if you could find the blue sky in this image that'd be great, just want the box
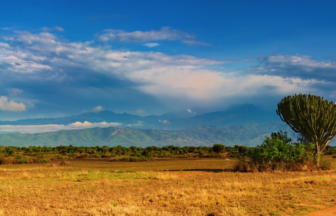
[0,0,336,120]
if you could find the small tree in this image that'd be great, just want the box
[277,94,336,166]
[213,144,225,153]
[248,133,315,171]
[238,146,249,155]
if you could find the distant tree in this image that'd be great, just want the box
[130,146,137,152]
[189,146,196,153]
[78,147,85,154]
[87,148,96,154]
[73,146,79,153]
[238,146,249,154]
[277,94,336,166]
[102,147,109,154]
[146,146,154,152]
[213,144,225,153]
[5,147,15,155]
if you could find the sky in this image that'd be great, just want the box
[1,0,336,121]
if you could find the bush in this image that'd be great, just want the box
[232,159,249,172]
[320,158,335,170]
[87,149,96,154]
[111,156,153,162]
[19,159,27,164]
[92,154,100,158]
[248,133,316,172]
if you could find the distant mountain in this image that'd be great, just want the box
[0,110,145,126]
[165,104,280,129]
[0,104,282,131]
[0,122,293,147]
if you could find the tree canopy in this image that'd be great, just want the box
[276,94,336,166]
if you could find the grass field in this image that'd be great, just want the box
[0,157,336,215]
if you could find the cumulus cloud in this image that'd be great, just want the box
[97,27,205,44]
[8,88,23,97]
[0,96,26,111]
[143,42,160,48]
[249,55,336,81]
[0,121,121,134]
[92,106,103,112]
[0,30,329,110]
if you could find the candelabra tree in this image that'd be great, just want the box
[276,94,336,166]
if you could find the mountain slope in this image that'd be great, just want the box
[0,104,282,131]
[0,122,292,147]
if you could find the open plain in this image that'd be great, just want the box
[0,158,336,216]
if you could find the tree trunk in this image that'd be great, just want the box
[316,145,321,167]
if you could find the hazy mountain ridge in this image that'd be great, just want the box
[0,122,293,147]
[0,104,281,130]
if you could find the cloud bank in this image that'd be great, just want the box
[0,121,121,133]
[0,29,333,114]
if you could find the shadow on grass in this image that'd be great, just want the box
[166,169,232,173]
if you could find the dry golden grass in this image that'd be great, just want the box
[0,158,335,215]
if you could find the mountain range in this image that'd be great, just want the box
[0,122,293,147]
[0,104,307,147]
[0,104,281,130]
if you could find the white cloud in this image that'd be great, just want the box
[41,26,64,32]
[249,55,336,81]
[126,121,144,127]
[8,88,23,97]
[54,26,64,32]
[187,109,195,114]
[182,40,211,46]
[97,27,194,43]
[92,106,103,112]
[143,42,160,48]
[158,119,170,124]
[0,96,26,112]
[69,121,93,127]
[0,121,121,134]
[0,30,327,108]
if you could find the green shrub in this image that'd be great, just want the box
[111,156,153,162]
[92,154,100,158]
[248,133,316,171]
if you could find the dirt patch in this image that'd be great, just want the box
[306,206,336,216]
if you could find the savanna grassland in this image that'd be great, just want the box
[0,157,336,216]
